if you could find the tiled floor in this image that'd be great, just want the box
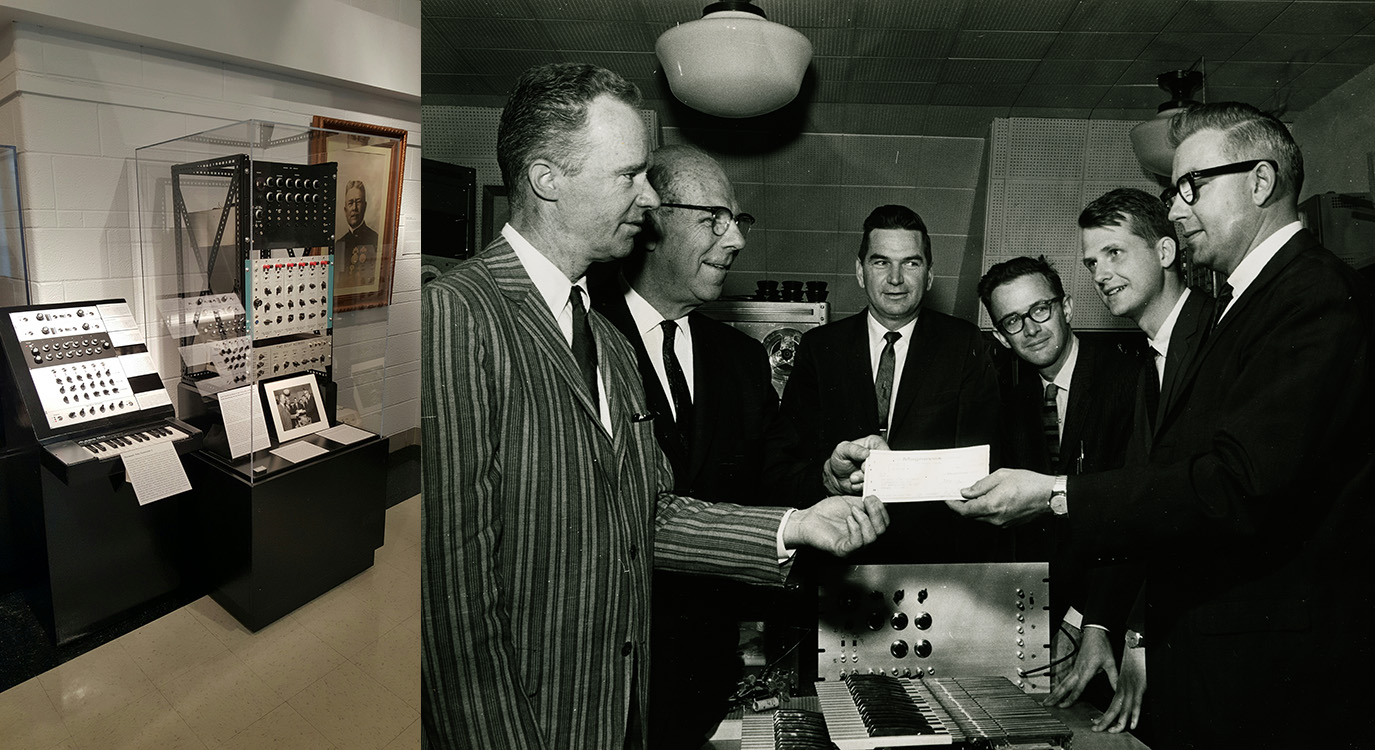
[0,495,421,750]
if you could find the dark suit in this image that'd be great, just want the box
[765,309,1005,563]
[999,337,1140,628]
[336,222,379,286]
[1068,230,1375,749]
[590,273,780,749]
[421,238,792,749]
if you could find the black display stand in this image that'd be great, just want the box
[7,459,189,645]
[184,434,386,631]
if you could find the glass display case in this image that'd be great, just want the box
[135,120,397,629]
[134,120,401,482]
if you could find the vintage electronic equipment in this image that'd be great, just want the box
[699,300,829,395]
[1299,191,1375,270]
[0,299,202,481]
[817,563,1053,693]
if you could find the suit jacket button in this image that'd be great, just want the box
[622,641,633,657]
[628,543,638,559]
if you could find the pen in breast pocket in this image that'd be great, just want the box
[1077,441,1084,474]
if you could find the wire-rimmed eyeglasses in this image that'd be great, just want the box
[1160,159,1277,207]
[996,297,1063,335]
[659,202,755,237]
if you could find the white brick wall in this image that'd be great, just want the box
[5,15,421,439]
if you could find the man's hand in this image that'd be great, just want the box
[784,495,890,557]
[1045,625,1117,708]
[945,468,1054,527]
[1093,643,1145,733]
[822,435,890,496]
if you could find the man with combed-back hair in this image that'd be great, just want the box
[420,62,889,750]
[950,102,1374,749]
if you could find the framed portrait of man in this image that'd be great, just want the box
[309,116,408,312]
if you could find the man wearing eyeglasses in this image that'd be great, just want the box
[950,102,1374,749]
[587,144,775,749]
[977,254,1141,719]
[766,204,1004,563]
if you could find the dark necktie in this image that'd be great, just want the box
[1213,282,1234,326]
[1144,346,1163,428]
[875,331,901,435]
[569,286,599,406]
[660,320,693,450]
[1042,382,1061,465]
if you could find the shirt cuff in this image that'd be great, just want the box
[1084,624,1109,633]
[1063,606,1084,629]
[776,508,797,564]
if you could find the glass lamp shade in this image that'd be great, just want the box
[656,10,813,118]
[1130,107,1185,176]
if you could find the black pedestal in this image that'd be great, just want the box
[8,459,189,645]
[185,435,386,631]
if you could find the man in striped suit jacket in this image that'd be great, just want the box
[421,63,890,750]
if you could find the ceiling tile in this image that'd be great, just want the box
[1263,2,1375,34]
[940,59,1039,85]
[1032,59,1133,86]
[1015,84,1112,108]
[1231,33,1354,63]
[1203,85,1287,106]
[575,51,661,79]
[1097,85,1181,109]
[421,26,465,72]
[1164,2,1289,34]
[427,17,554,50]
[843,103,929,135]
[922,105,1006,137]
[852,29,958,58]
[1322,33,1375,64]
[795,28,855,57]
[455,47,564,77]
[1090,107,1162,122]
[528,0,645,21]
[854,0,970,30]
[1267,86,1334,112]
[641,1,712,24]
[848,58,944,82]
[423,0,535,18]
[1013,106,1096,120]
[1132,32,1253,63]
[1208,60,1312,87]
[1043,32,1155,60]
[961,0,1079,31]
[809,57,850,84]
[931,82,1025,106]
[1063,0,1188,32]
[764,0,859,28]
[1286,61,1371,87]
[841,82,936,106]
[540,21,653,52]
[950,31,1057,59]
[422,73,502,96]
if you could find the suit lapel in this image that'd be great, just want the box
[847,314,883,432]
[1156,290,1211,434]
[488,239,611,441]
[1059,340,1093,473]
[889,312,928,437]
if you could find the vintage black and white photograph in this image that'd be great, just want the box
[263,373,328,442]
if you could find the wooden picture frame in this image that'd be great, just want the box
[263,373,329,443]
[310,116,407,312]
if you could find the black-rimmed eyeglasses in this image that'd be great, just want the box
[997,297,1062,335]
[1160,159,1277,207]
[659,203,755,237]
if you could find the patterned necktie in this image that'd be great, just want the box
[1042,381,1061,465]
[660,319,693,449]
[569,286,599,406]
[875,331,901,435]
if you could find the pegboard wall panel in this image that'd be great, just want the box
[982,117,1164,331]
[421,103,660,208]
[1006,118,1088,181]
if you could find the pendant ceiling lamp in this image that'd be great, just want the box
[1130,69,1205,176]
[656,1,813,118]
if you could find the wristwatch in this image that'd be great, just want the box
[1048,475,1069,516]
[1126,629,1146,649]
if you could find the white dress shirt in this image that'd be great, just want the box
[1040,335,1079,441]
[865,312,918,425]
[1220,221,1302,322]
[621,281,695,421]
[503,224,612,432]
[1148,287,1193,386]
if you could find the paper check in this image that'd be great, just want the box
[861,445,991,503]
